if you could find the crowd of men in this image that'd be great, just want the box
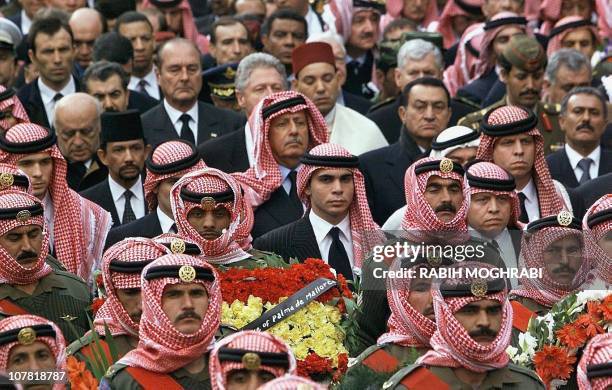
[0,0,609,388]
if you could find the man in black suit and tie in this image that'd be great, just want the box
[546,87,611,189]
[198,52,289,173]
[81,110,150,228]
[54,93,107,191]
[360,77,452,225]
[104,139,207,248]
[141,38,245,148]
[17,16,80,128]
[254,144,383,280]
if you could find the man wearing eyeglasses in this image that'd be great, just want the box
[54,93,108,191]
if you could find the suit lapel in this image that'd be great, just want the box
[264,188,302,226]
[292,217,322,261]
[197,103,220,141]
[560,150,579,187]
[231,129,249,172]
[599,149,612,176]
[28,80,50,128]
[101,179,121,226]
[386,143,413,191]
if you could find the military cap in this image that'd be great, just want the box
[203,63,238,101]
[0,19,22,51]
[400,31,444,54]
[376,39,401,70]
[500,35,546,72]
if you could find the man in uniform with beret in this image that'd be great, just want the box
[0,18,22,90]
[81,110,150,228]
[202,62,240,112]
[458,35,564,155]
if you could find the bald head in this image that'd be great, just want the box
[54,93,102,163]
[69,9,105,68]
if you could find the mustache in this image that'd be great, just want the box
[359,32,374,39]
[520,89,539,96]
[285,136,304,146]
[577,122,594,132]
[200,228,222,237]
[435,202,456,213]
[552,264,575,274]
[176,310,202,322]
[469,327,498,338]
[17,251,38,261]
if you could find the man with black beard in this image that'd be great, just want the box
[81,110,150,227]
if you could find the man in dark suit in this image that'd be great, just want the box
[546,87,611,189]
[141,38,244,148]
[198,52,289,172]
[54,93,107,191]
[569,173,612,219]
[104,139,206,248]
[367,38,475,143]
[360,77,452,225]
[254,144,381,280]
[84,61,158,114]
[81,110,150,227]
[17,16,80,128]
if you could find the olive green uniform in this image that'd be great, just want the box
[0,270,91,343]
[67,333,136,370]
[457,98,564,155]
[217,249,289,270]
[103,357,211,390]
[383,363,545,389]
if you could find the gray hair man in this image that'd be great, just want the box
[544,49,592,105]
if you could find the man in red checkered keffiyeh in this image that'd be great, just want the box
[0,123,112,282]
[477,105,568,223]
[106,254,220,385]
[0,315,66,390]
[0,163,31,193]
[258,374,325,389]
[0,86,29,132]
[417,262,513,373]
[209,331,297,390]
[582,195,611,286]
[577,333,612,390]
[170,167,253,265]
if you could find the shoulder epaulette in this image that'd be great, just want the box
[542,103,561,115]
[349,344,399,373]
[383,364,450,390]
[66,332,97,355]
[369,97,395,112]
[104,363,127,380]
[507,363,544,383]
[53,269,89,286]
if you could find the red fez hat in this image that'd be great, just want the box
[292,42,336,77]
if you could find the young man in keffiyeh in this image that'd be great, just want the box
[384,262,545,389]
[355,157,505,354]
[475,105,571,224]
[0,86,29,133]
[510,211,591,339]
[102,254,221,389]
[104,139,206,249]
[430,0,484,49]
[0,315,67,390]
[582,194,611,288]
[538,0,595,35]
[208,331,297,389]
[0,123,112,284]
[546,17,600,60]
[0,191,91,343]
[0,163,31,193]
[254,143,383,279]
[232,90,328,239]
[67,237,169,365]
[576,333,612,390]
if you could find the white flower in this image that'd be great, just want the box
[515,352,530,365]
[518,332,537,356]
[540,313,555,342]
[506,345,518,359]
[576,290,610,307]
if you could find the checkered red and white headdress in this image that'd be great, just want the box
[512,213,590,307]
[170,167,253,264]
[0,314,66,390]
[209,331,297,390]
[418,262,512,373]
[583,195,611,285]
[546,17,600,57]
[577,333,612,390]
[0,123,112,281]
[0,86,29,131]
[117,254,221,373]
[0,163,31,193]
[476,105,567,218]
[297,143,384,267]
[232,91,328,207]
[0,190,52,285]
[96,238,169,336]
[401,157,469,243]
[466,161,522,229]
[258,374,326,389]
[143,140,206,211]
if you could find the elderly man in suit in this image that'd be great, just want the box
[81,110,150,228]
[141,38,245,148]
[546,87,611,189]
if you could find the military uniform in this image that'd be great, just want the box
[382,363,545,389]
[67,333,137,371]
[0,270,91,343]
[458,98,564,155]
[102,357,211,390]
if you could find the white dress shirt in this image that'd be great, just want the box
[279,164,299,195]
[469,227,518,287]
[516,178,540,222]
[129,69,160,100]
[38,77,75,126]
[163,99,199,144]
[43,192,54,250]
[309,210,354,269]
[20,10,32,34]
[108,176,145,223]
[156,206,176,233]
[564,144,600,182]
[305,6,324,37]
[244,122,255,167]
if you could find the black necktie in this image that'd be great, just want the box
[53,93,63,103]
[328,227,353,281]
[577,158,593,184]
[170,223,177,233]
[518,192,529,224]
[179,114,195,144]
[288,171,302,214]
[137,79,150,97]
[122,190,136,224]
